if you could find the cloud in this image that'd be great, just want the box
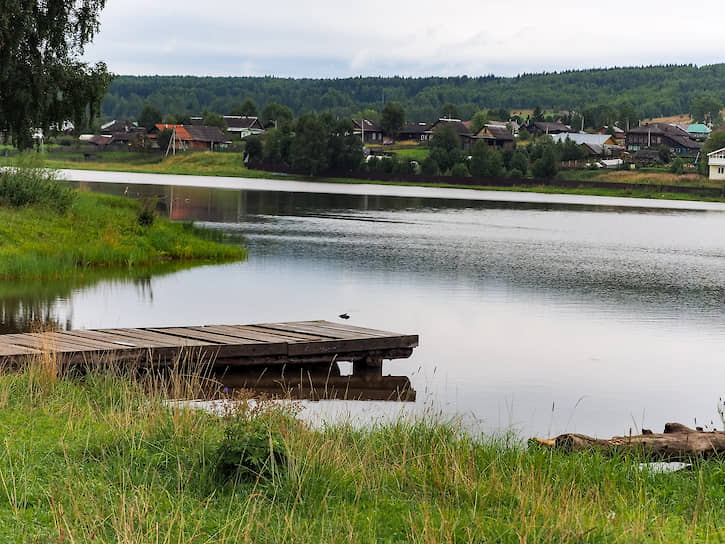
[83,0,725,77]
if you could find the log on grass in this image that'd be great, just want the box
[531,423,725,459]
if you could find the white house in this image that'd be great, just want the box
[707,147,725,181]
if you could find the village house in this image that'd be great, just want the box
[549,133,623,156]
[149,124,229,151]
[475,124,514,150]
[426,118,475,150]
[707,147,725,181]
[398,122,431,142]
[223,116,265,138]
[597,125,625,142]
[352,119,383,143]
[625,123,701,154]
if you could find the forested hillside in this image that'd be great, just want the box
[103,64,725,123]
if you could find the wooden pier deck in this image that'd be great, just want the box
[0,320,419,369]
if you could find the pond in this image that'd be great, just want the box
[5,170,725,437]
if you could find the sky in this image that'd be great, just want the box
[82,0,725,78]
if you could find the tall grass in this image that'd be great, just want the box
[0,354,724,542]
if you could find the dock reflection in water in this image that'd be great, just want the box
[213,363,416,402]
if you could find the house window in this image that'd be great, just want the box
[718,167,724,175]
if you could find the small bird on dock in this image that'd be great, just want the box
[338,313,350,320]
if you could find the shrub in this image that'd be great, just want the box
[670,157,685,174]
[450,162,470,177]
[0,166,75,212]
[137,197,157,227]
[215,416,287,482]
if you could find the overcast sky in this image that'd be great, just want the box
[83,0,725,78]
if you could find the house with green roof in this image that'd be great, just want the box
[687,123,711,141]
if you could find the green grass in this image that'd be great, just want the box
[393,147,430,162]
[0,364,724,542]
[0,168,245,279]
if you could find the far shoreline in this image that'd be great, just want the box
[59,167,725,213]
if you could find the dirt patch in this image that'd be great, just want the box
[598,171,704,185]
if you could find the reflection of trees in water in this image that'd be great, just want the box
[0,264,192,334]
[0,296,67,334]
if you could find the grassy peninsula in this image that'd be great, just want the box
[0,165,245,279]
[1,364,724,542]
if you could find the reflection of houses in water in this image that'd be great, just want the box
[214,363,416,402]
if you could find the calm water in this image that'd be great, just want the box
[5,171,725,437]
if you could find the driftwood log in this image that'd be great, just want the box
[531,423,725,460]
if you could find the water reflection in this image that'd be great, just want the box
[0,263,202,333]
[212,364,415,402]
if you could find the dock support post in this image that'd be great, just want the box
[353,355,383,378]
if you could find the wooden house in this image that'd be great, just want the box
[625,123,700,154]
[352,119,383,143]
[224,116,265,138]
[475,124,514,150]
[398,122,431,142]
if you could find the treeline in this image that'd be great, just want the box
[103,64,725,123]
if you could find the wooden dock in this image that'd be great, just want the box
[0,320,419,369]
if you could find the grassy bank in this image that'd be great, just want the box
[0,166,245,279]
[1,363,724,542]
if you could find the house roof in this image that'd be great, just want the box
[488,120,520,131]
[600,125,625,134]
[550,133,615,146]
[88,135,112,146]
[101,120,138,134]
[706,146,725,157]
[352,119,382,132]
[154,124,192,140]
[224,116,264,130]
[687,123,711,134]
[185,125,229,143]
[400,122,430,135]
[428,118,472,137]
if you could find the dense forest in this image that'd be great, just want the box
[102,64,725,124]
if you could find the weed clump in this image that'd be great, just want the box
[0,166,75,212]
[215,412,287,482]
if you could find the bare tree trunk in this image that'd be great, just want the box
[531,423,725,460]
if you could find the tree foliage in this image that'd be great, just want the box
[103,65,725,127]
[232,98,258,117]
[0,0,112,148]
[139,105,162,129]
[380,102,405,139]
[429,124,464,173]
[469,141,504,178]
[690,96,723,126]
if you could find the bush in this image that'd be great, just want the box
[215,416,287,482]
[670,157,685,174]
[421,156,440,176]
[508,168,523,178]
[450,162,470,177]
[0,166,76,212]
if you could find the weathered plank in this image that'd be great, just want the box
[0,320,419,369]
